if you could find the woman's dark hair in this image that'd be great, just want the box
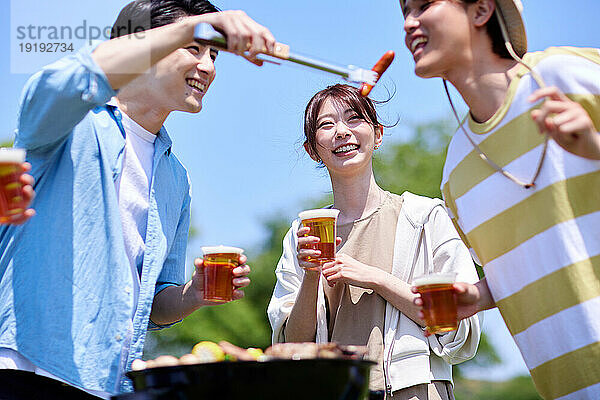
[461,0,511,59]
[110,0,219,39]
[303,84,389,162]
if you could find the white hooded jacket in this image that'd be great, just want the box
[267,192,481,394]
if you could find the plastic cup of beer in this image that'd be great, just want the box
[0,148,26,223]
[298,208,340,268]
[413,272,458,335]
[201,245,244,303]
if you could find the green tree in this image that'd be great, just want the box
[455,376,542,400]
[374,118,453,198]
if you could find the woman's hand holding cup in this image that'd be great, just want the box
[296,226,322,271]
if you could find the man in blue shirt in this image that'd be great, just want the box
[0,0,275,398]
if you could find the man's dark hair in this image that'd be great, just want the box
[110,0,220,39]
[461,0,511,59]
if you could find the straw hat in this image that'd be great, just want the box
[494,0,527,57]
[399,0,527,57]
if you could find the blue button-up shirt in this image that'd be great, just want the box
[0,44,191,394]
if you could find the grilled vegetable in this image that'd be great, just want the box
[192,341,226,362]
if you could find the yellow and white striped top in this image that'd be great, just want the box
[441,47,600,400]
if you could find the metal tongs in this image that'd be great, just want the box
[194,23,394,96]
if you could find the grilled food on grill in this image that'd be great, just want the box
[265,342,368,360]
[130,341,367,371]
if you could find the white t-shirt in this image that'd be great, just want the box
[0,104,157,399]
[116,105,157,312]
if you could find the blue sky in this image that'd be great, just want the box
[2,0,599,381]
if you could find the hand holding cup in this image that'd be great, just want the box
[297,209,340,271]
[198,246,248,303]
[412,272,458,336]
[0,149,35,225]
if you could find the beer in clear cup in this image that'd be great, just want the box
[413,272,458,335]
[201,245,244,303]
[298,208,340,268]
[0,148,26,223]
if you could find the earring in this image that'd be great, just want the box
[374,145,380,150]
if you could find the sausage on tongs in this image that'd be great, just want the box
[359,50,395,97]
